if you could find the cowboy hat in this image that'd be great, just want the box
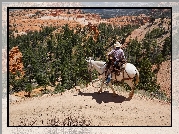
[114,42,122,48]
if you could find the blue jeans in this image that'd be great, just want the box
[106,73,111,84]
[114,61,117,65]
[114,61,119,66]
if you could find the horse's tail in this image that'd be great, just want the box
[135,69,139,85]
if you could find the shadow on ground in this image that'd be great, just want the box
[74,91,130,104]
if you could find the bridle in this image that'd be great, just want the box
[87,59,93,82]
[87,58,106,79]
[87,59,93,73]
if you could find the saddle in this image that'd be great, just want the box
[105,59,126,77]
[113,58,126,70]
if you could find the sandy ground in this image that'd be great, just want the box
[8,82,171,127]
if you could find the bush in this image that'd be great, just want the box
[54,83,65,94]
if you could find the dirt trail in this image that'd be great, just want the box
[9,83,171,126]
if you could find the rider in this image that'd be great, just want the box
[105,41,125,84]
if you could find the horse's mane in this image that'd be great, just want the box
[92,60,106,67]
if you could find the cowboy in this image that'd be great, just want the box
[105,42,125,84]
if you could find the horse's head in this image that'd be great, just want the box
[86,57,95,73]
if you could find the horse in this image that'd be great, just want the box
[86,57,139,100]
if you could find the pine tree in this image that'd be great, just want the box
[137,58,160,92]
[161,37,171,60]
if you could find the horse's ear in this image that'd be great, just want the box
[85,57,89,62]
[90,57,94,60]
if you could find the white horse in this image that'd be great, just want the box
[86,57,139,99]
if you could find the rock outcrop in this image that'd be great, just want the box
[9,46,24,76]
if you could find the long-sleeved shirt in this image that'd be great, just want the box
[108,48,125,61]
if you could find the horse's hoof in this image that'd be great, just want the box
[98,91,102,94]
[129,94,134,99]
[125,97,132,101]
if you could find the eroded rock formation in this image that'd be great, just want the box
[9,46,24,76]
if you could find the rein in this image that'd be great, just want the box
[122,63,133,81]
[90,60,106,75]
[122,69,133,81]
[98,65,106,75]
[114,64,133,83]
[98,70,105,75]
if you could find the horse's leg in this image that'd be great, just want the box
[129,87,134,99]
[108,82,117,97]
[125,80,135,99]
[98,78,105,94]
